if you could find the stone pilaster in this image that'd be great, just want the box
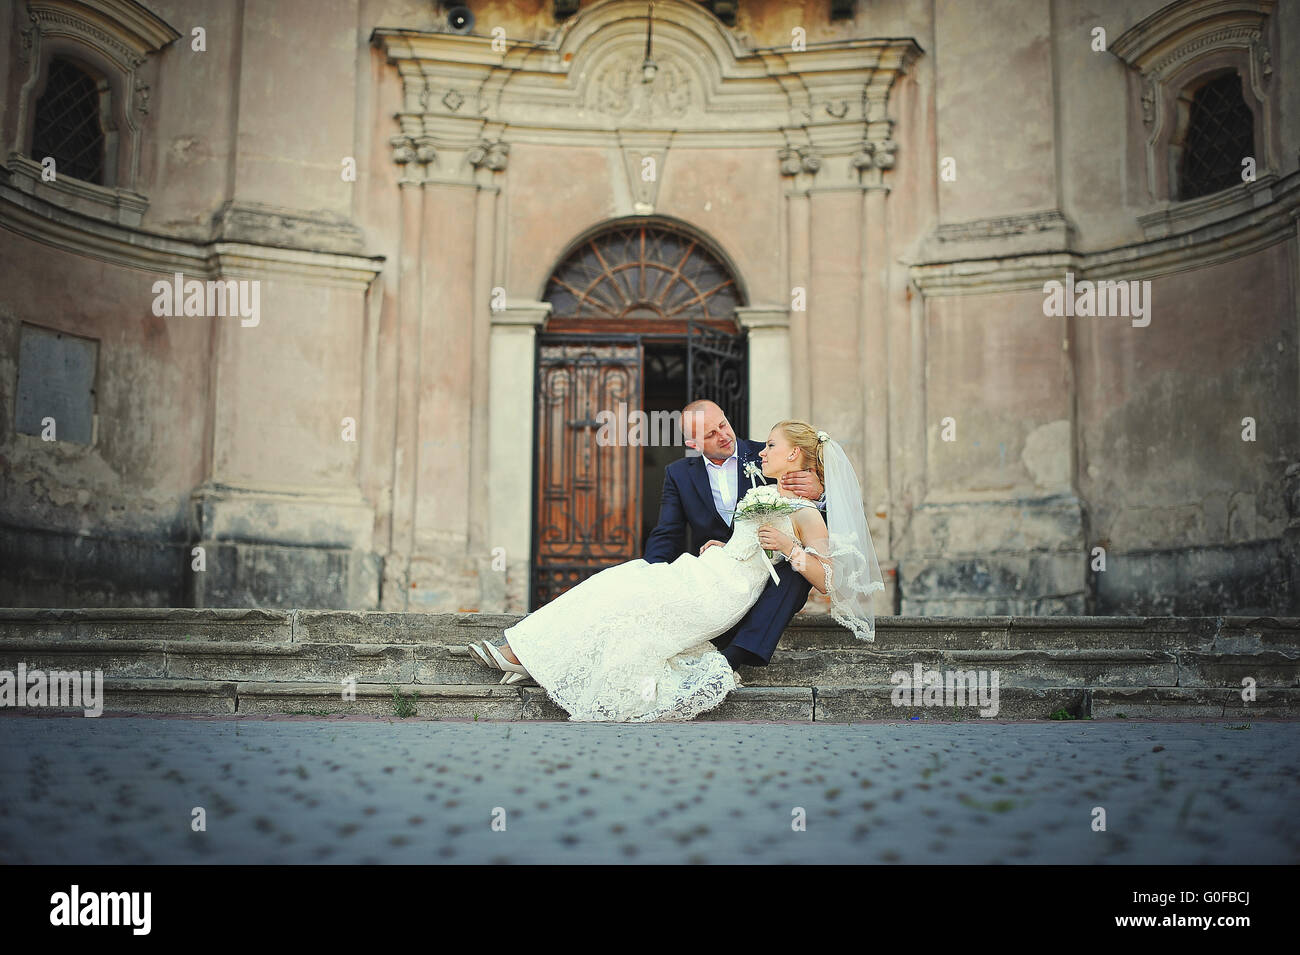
[735,307,791,439]
[485,301,551,612]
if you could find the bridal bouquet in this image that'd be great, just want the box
[733,484,801,585]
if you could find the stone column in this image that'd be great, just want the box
[781,147,814,419]
[735,306,792,438]
[484,301,551,612]
[860,181,897,613]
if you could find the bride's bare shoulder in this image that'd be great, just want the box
[792,501,827,528]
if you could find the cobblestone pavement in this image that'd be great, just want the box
[1,715,1296,864]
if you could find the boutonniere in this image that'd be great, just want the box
[742,460,764,490]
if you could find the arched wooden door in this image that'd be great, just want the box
[531,221,747,609]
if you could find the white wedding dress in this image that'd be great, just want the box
[505,498,822,722]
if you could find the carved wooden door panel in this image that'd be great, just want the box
[531,336,643,609]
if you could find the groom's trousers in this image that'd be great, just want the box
[711,559,812,665]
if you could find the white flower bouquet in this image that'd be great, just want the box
[733,484,801,585]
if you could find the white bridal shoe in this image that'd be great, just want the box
[467,640,498,670]
[473,639,535,686]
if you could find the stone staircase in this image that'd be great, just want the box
[1,609,1297,721]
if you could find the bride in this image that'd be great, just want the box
[467,420,885,721]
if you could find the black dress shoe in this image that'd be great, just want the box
[721,644,764,670]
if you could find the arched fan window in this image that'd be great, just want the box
[543,223,742,332]
[30,57,108,185]
[1177,71,1254,201]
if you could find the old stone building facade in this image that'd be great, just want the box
[1,0,1297,617]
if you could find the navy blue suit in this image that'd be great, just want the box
[643,438,815,665]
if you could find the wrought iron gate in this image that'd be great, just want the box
[687,320,748,431]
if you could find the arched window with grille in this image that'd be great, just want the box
[1175,71,1255,201]
[29,56,109,186]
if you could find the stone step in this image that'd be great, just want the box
[2,639,1296,689]
[0,639,1294,691]
[4,608,1298,652]
[3,610,1296,720]
[4,678,1294,721]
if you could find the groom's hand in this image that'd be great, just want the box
[780,468,823,501]
[699,540,725,554]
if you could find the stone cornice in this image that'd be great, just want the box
[734,306,789,330]
[0,186,384,289]
[909,171,1299,295]
[490,300,551,327]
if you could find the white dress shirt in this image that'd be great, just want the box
[703,450,739,525]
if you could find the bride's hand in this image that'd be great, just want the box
[757,525,793,554]
[699,540,726,554]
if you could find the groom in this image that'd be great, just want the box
[644,399,825,669]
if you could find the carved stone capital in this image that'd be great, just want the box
[413,135,438,164]
[872,139,898,170]
[777,146,801,177]
[469,139,509,171]
[389,135,416,165]
[850,141,875,171]
[797,146,821,175]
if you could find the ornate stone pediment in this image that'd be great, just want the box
[371,0,921,184]
[1110,0,1274,92]
[22,0,181,71]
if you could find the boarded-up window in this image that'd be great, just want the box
[15,324,98,444]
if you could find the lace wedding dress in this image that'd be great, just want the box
[505,497,822,722]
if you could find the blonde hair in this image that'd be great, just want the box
[772,420,825,486]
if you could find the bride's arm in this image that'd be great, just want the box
[788,508,832,595]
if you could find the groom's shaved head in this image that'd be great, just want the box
[681,400,735,463]
[681,399,721,437]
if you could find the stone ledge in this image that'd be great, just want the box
[3,610,1297,651]
[1093,687,1300,719]
[8,678,1296,721]
[814,685,1088,721]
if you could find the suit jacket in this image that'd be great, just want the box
[643,438,769,563]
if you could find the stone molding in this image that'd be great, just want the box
[3,152,148,226]
[0,182,384,290]
[920,209,1076,262]
[734,305,789,330]
[1136,171,1279,238]
[490,299,552,326]
[909,170,1298,295]
[189,482,375,552]
[211,200,368,256]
